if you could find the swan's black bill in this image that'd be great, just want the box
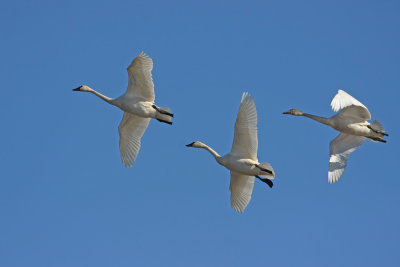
[256,175,273,188]
[282,111,290,114]
[73,87,81,91]
[186,142,195,147]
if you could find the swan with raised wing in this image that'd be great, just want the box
[283,89,388,183]
[186,93,275,213]
[73,52,173,167]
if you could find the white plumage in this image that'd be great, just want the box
[118,113,151,167]
[187,92,275,213]
[328,133,366,183]
[330,89,369,113]
[126,53,155,102]
[284,89,387,183]
[230,172,255,213]
[231,93,258,160]
[73,52,173,167]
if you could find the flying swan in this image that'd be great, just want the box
[186,93,275,213]
[283,89,388,183]
[73,52,173,167]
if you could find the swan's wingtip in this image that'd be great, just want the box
[241,91,254,103]
[122,162,134,168]
[139,51,150,58]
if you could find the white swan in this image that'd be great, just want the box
[284,89,388,183]
[186,93,275,213]
[73,52,173,167]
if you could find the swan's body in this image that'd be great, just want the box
[187,93,275,213]
[73,52,173,167]
[284,89,387,183]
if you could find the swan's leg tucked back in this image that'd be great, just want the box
[255,164,273,174]
[368,136,387,143]
[367,120,389,136]
[151,105,173,124]
[152,105,174,117]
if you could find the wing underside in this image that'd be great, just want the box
[118,112,151,167]
[230,92,258,160]
[229,172,255,213]
[125,52,155,102]
[328,133,366,183]
[331,89,368,112]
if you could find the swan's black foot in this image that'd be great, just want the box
[156,119,172,125]
[164,111,174,117]
[256,175,273,188]
[255,165,273,174]
[368,136,387,143]
[367,125,389,136]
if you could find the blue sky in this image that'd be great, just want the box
[1,0,399,266]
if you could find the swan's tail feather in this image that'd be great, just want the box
[258,162,275,179]
[367,120,388,142]
[155,114,172,124]
[155,106,173,125]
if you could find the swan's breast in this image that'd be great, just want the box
[119,100,156,118]
[219,155,258,175]
[330,115,369,135]
[341,123,371,136]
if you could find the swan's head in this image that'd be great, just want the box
[73,85,92,92]
[186,141,205,148]
[283,109,304,116]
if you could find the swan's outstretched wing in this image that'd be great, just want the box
[331,89,371,121]
[336,105,371,122]
[328,133,366,183]
[229,172,255,213]
[125,52,155,102]
[118,112,151,167]
[230,92,258,160]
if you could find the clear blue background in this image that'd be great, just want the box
[1,0,399,266]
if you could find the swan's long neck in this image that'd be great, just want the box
[90,89,114,105]
[303,113,332,126]
[200,144,221,160]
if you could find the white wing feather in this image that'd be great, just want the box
[230,92,258,160]
[118,112,150,167]
[125,52,155,102]
[328,133,366,183]
[331,89,370,112]
[229,172,255,213]
[335,105,371,122]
